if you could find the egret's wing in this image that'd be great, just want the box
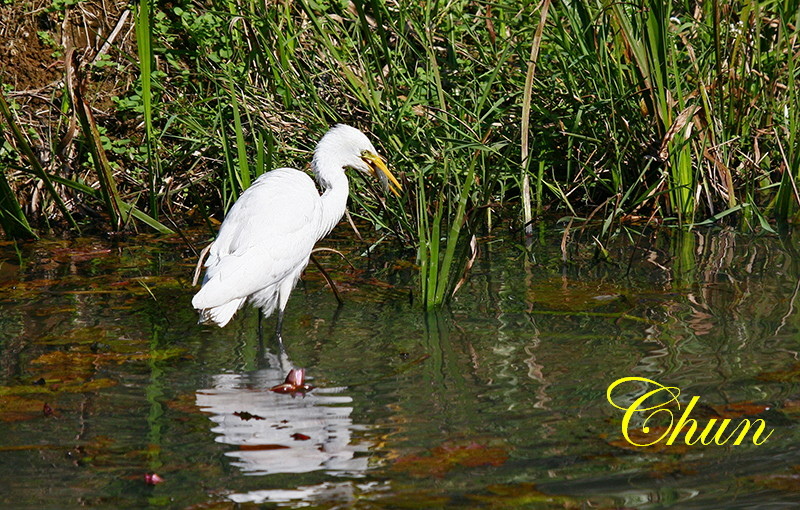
[192,169,322,309]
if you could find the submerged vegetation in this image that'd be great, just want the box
[1,0,799,306]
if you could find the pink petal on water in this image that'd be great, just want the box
[144,473,164,485]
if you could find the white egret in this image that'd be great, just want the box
[191,124,401,335]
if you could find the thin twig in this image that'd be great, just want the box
[344,208,363,241]
[520,0,551,237]
[92,9,131,64]
[192,243,212,286]
[774,127,800,208]
[309,254,344,305]
[452,234,478,297]
[311,246,357,270]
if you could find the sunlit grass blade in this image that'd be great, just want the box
[226,66,250,191]
[432,156,477,306]
[135,0,160,218]
[47,173,174,234]
[122,203,175,234]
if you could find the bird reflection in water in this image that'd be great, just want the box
[195,347,372,478]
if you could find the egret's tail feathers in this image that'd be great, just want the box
[194,297,246,327]
[250,291,279,320]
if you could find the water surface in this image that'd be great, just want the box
[1,227,799,508]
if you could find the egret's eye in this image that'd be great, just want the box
[359,151,401,196]
[360,150,379,164]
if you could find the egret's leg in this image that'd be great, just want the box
[255,311,268,369]
[274,308,287,361]
[275,308,285,337]
[274,268,301,340]
[278,341,291,372]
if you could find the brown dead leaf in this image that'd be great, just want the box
[469,482,581,507]
[393,440,509,478]
[0,395,46,422]
[709,401,771,419]
[752,467,800,492]
[759,364,800,383]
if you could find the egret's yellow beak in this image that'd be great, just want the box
[361,151,402,197]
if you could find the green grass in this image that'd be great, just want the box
[135,0,161,219]
[1,0,798,306]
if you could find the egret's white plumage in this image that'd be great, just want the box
[192,124,400,331]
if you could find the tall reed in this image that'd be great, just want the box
[772,5,800,222]
[135,0,161,218]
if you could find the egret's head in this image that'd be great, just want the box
[313,124,402,196]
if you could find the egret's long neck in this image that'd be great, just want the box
[315,162,350,239]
